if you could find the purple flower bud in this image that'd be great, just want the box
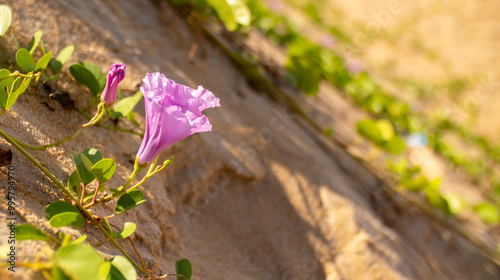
[101,63,126,105]
[136,73,220,165]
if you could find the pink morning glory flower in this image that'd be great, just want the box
[136,72,220,165]
[101,63,126,105]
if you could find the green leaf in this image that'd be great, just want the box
[286,56,321,95]
[206,0,237,31]
[376,120,394,141]
[80,154,94,171]
[378,134,405,155]
[115,190,147,214]
[50,212,84,229]
[356,119,381,142]
[426,189,452,216]
[0,68,10,79]
[16,224,49,241]
[27,30,42,54]
[51,45,74,74]
[0,72,14,109]
[54,244,108,280]
[81,61,106,92]
[0,5,11,37]
[16,48,36,72]
[175,259,192,280]
[5,76,31,110]
[473,203,499,225]
[70,148,103,184]
[401,176,428,192]
[71,235,87,245]
[35,51,53,71]
[90,158,116,183]
[45,201,84,229]
[67,171,81,196]
[227,0,251,26]
[52,266,72,280]
[443,193,466,215]
[109,255,137,280]
[69,62,105,96]
[82,147,103,164]
[110,91,143,118]
[70,149,88,184]
[114,222,136,239]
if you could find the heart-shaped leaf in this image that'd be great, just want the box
[45,201,84,229]
[27,30,42,54]
[49,212,84,229]
[67,170,81,196]
[6,76,31,110]
[110,91,143,118]
[69,62,105,96]
[0,5,12,37]
[175,259,192,280]
[54,244,109,280]
[35,51,53,71]
[16,48,36,72]
[70,148,103,184]
[16,224,49,242]
[51,45,74,74]
[109,255,137,280]
[113,222,136,240]
[91,158,116,183]
[115,190,147,214]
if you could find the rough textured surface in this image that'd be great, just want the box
[0,0,498,279]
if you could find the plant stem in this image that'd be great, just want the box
[13,126,85,151]
[97,158,151,203]
[7,103,110,151]
[7,70,41,79]
[0,128,78,201]
[0,128,147,276]
[77,107,143,137]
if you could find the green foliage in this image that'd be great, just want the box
[54,243,109,280]
[443,193,467,215]
[51,45,75,74]
[115,190,147,214]
[0,7,187,280]
[205,0,251,31]
[90,158,116,183]
[16,224,50,241]
[27,30,42,54]
[426,188,452,216]
[4,75,31,110]
[175,259,193,280]
[356,118,405,155]
[35,51,53,71]
[113,222,137,239]
[0,5,12,37]
[16,48,36,72]
[70,148,103,184]
[67,171,81,195]
[473,203,499,225]
[285,39,324,95]
[109,256,137,280]
[69,62,106,96]
[110,91,143,118]
[45,201,85,229]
